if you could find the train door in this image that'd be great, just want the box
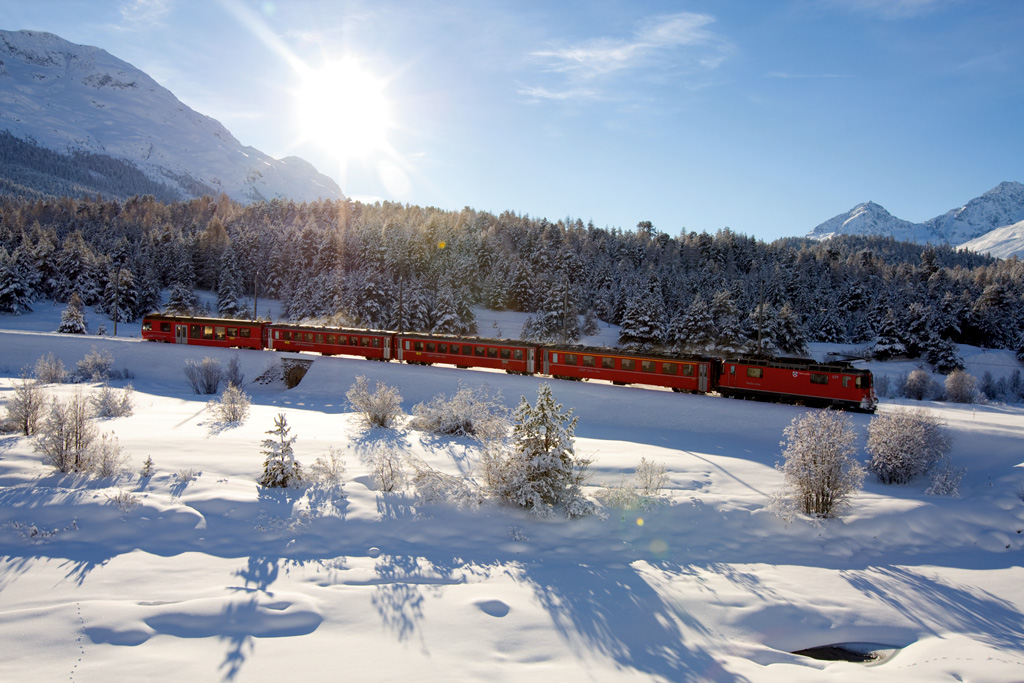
[175,324,188,344]
[543,351,552,375]
[699,363,709,392]
[384,337,392,360]
[527,348,535,374]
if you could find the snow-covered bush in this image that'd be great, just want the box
[903,369,940,401]
[866,408,951,485]
[4,374,47,436]
[34,352,67,384]
[408,457,479,507]
[184,357,224,395]
[90,384,134,418]
[140,455,155,478]
[76,346,115,382]
[259,413,303,488]
[480,383,595,518]
[944,370,978,404]
[90,432,129,477]
[925,455,965,497]
[57,293,87,334]
[35,390,95,473]
[410,382,508,441]
[347,376,403,429]
[209,383,250,424]
[595,479,645,511]
[107,488,141,513]
[773,410,864,519]
[362,442,407,492]
[225,355,245,389]
[636,457,668,496]
[309,447,346,489]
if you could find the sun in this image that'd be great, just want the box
[292,57,393,164]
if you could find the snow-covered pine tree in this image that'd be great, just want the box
[709,290,744,353]
[669,295,715,353]
[617,279,667,351]
[0,246,33,314]
[99,266,139,323]
[925,334,963,374]
[776,302,808,356]
[431,287,462,335]
[871,308,907,360]
[484,383,594,518]
[217,248,244,318]
[57,292,88,334]
[259,413,303,488]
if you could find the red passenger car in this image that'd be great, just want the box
[396,334,536,374]
[543,346,718,393]
[267,324,392,360]
[716,357,877,412]
[141,314,265,350]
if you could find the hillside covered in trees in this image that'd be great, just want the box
[0,194,1021,371]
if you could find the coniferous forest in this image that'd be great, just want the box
[1,193,1021,371]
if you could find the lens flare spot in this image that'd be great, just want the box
[636,517,644,526]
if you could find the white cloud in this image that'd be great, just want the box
[118,0,173,28]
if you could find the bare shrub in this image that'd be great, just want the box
[91,433,129,477]
[635,457,668,496]
[34,353,67,384]
[35,390,95,473]
[773,410,864,519]
[90,384,134,418]
[184,357,223,394]
[925,455,965,497]
[867,407,952,485]
[903,368,939,401]
[76,346,115,382]
[5,373,47,436]
[944,370,978,404]
[107,488,141,513]
[362,442,407,491]
[410,382,508,441]
[225,355,245,388]
[408,457,478,507]
[209,383,251,424]
[309,447,346,489]
[347,376,403,429]
[595,479,645,510]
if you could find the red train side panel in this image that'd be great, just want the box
[543,346,718,393]
[141,314,265,350]
[717,358,877,411]
[267,324,392,360]
[397,334,535,374]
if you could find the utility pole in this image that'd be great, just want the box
[254,269,260,320]
[113,265,120,337]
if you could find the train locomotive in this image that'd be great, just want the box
[141,313,878,412]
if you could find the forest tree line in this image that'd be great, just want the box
[0,193,1022,372]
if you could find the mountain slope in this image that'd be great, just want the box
[959,219,1024,259]
[0,29,342,204]
[808,181,1024,256]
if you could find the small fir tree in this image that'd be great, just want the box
[259,413,303,488]
[57,292,88,334]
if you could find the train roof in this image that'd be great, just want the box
[143,312,265,324]
[541,343,718,363]
[725,356,872,375]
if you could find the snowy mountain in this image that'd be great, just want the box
[0,29,343,204]
[959,218,1024,259]
[808,181,1024,257]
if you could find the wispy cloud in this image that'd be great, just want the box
[523,12,733,103]
[118,0,173,28]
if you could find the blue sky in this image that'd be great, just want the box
[3,0,1022,240]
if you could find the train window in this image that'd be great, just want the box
[582,355,595,367]
[304,333,314,343]
[622,359,635,371]
[565,354,577,366]
[414,341,424,351]
[316,334,324,344]
[550,353,558,363]
[215,326,226,341]
[438,343,448,353]
[227,327,237,338]
[683,364,694,377]
[730,365,736,375]
[326,335,336,345]
[426,343,436,352]
[746,367,763,378]
[475,346,485,356]
[190,325,201,339]
[662,362,675,375]
[464,345,474,355]
[500,348,511,359]
[372,338,381,348]
[348,336,358,345]
[203,326,214,340]
[449,344,459,353]
[487,347,498,358]
[404,340,411,350]
[240,328,250,338]
[855,376,867,389]
[810,373,829,385]
[842,376,850,388]
[513,349,523,361]
[602,357,615,369]
[160,322,172,333]
[641,360,655,373]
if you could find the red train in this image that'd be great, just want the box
[141,313,878,412]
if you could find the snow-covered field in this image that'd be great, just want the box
[1,302,1023,682]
